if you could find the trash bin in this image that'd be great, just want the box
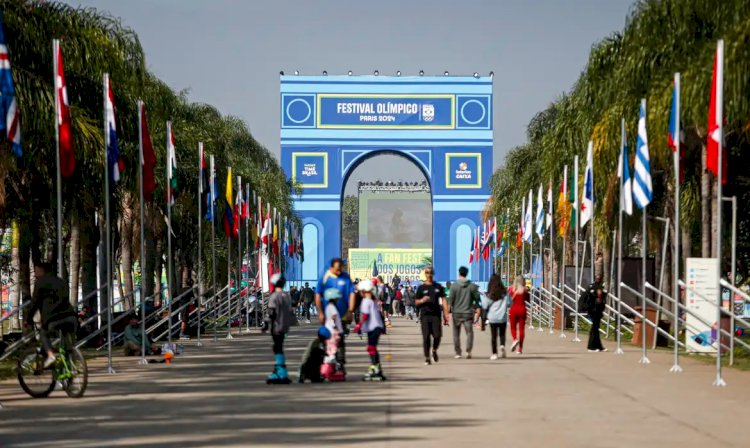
[632,306,657,346]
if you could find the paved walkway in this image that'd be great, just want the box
[0,319,748,447]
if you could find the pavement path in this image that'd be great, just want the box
[0,318,748,447]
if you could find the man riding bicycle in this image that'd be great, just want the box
[26,262,77,368]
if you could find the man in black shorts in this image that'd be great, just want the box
[415,267,450,365]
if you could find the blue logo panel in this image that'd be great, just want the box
[292,152,328,188]
[457,95,491,129]
[445,153,481,188]
[318,94,454,129]
[282,94,315,128]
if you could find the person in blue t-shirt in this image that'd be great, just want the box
[315,258,356,367]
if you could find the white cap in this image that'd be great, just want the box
[358,279,374,293]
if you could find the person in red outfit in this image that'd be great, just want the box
[508,276,529,355]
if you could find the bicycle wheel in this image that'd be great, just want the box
[17,348,56,398]
[62,348,88,398]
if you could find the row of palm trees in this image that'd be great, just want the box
[489,0,750,289]
[0,0,296,325]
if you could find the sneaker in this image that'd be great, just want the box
[432,350,439,363]
[454,354,462,359]
[500,346,506,358]
[510,339,520,352]
[588,349,598,353]
[516,351,523,355]
[490,354,498,361]
[306,319,311,324]
[466,352,472,359]
[600,348,608,352]
[43,354,56,369]
[425,358,432,366]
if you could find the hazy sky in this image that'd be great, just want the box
[68,0,633,192]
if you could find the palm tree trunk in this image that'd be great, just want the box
[711,178,718,258]
[119,195,135,310]
[154,238,164,307]
[701,145,711,257]
[10,221,20,331]
[80,211,99,311]
[142,203,156,301]
[68,214,81,307]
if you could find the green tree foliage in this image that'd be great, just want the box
[0,0,296,307]
[491,0,750,282]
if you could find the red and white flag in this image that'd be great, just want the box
[707,40,726,184]
[261,212,272,253]
[54,39,75,177]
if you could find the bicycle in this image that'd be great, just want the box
[16,328,88,399]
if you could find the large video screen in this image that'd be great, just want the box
[358,192,432,248]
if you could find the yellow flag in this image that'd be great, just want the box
[224,167,232,205]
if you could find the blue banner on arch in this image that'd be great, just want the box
[318,95,454,129]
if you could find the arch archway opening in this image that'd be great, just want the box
[341,152,433,273]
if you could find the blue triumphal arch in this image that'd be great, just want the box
[281,75,492,281]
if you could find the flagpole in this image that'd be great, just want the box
[616,118,625,355]
[166,121,174,346]
[197,142,203,347]
[713,40,726,387]
[226,167,233,340]
[53,39,64,279]
[560,165,568,338]
[236,175,242,335]
[590,142,595,284]
[103,73,115,374]
[138,101,148,365]
[573,155,581,342]
[670,73,682,371]
[210,156,217,343]
[638,99,650,365]
[549,181,554,334]
[245,183,250,334]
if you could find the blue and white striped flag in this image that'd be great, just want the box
[633,100,653,209]
[535,185,544,236]
[523,190,533,243]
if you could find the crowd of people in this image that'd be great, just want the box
[260,256,575,384]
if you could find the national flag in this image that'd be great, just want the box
[535,184,544,236]
[481,221,491,261]
[233,178,241,239]
[199,143,209,207]
[569,167,577,229]
[498,241,506,257]
[261,211,272,253]
[469,227,478,264]
[669,73,685,183]
[546,182,553,229]
[223,167,234,238]
[497,214,505,243]
[580,141,594,227]
[139,102,156,201]
[707,40,726,184]
[54,39,75,177]
[104,75,124,183]
[242,188,250,220]
[166,123,178,205]
[282,219,290,257]
[372,259,379,277]
[272,216,280,259]
[298,238,305,263]
[516,218,523,250]
[205,156,219,222]
[558,166,570,237]
[618,128,633,216]
[633,100,653,209]
[523,190,533,243]
[0,18,21,156]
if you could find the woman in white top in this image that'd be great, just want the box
[354,279,387,381]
